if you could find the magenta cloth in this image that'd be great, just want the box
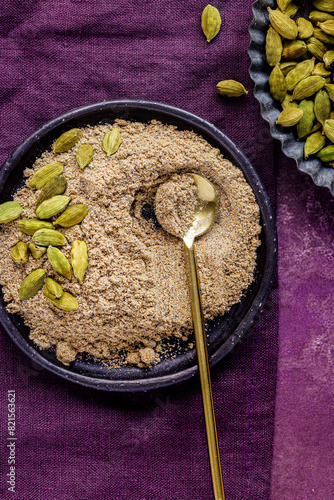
[0,1,283,499]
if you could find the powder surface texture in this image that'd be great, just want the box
[0,120,261,367]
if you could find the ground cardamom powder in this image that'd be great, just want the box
[0,119,261,367]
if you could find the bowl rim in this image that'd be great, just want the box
[0,99,277,391]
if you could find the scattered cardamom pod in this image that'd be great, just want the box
[318,20,334,36]
[277,0,293,11]
[71,240,88,284]
[314,89,331,126]
[28,243,47,259]
[280,61,298,75]
[201,4,221,43]
[313,27,334,45]
[19,268,47,300]
[316,143,334,161]
[296,100,315,139]
[323,118,334,141]
[306,37,327,60]
[313,0,334,12]
[53,128,83,154]
[285,58,315,91]
[292,76,325,100]
[44,277,63,300]
[309,11,334,25]
[285,3,298,18]
[323,49,334,68]
[267,7,298,40]
[216,80,248,97]
[312,62,332,77]
[282,93,298,109]
[11,241,29,263]
[36,176,67,208]
[16,218,53,236]
[35,195,71,220]
[269,64,287,101]
[296,17,314,39]
[44,291,78,312]
[29,162,65,190]
[304,131,326,158]
[325,83,334,101]
[47,246,72,280]
[282,40,307,60]
[0,201,23,224]
[76,144,94,169]
[53,204,88,227]
[266,27,283,67]
[102,128,122,156]
[276,108,304,127]
[33,229,66,247]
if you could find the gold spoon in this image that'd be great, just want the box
[157,173,225,500]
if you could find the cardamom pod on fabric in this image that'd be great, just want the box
[19,268,47,300]
[201,4,221,43]
[216,80,248,97]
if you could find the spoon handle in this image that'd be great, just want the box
[184,241,225,500]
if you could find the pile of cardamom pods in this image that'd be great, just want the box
[266,0,334,163]
[0,126,122,311]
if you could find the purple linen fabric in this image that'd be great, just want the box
[0,1,279,499]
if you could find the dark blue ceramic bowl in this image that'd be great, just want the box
[0,100,277,391]
[248,0,334,195]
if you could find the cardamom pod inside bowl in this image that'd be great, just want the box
[0,100,277,392]
[248,0,334,195]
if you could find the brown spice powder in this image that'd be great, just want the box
[0,119,261,367]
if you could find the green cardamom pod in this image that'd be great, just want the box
[216,80,248,97]
[296,100,315,139]
[318,20,334,36]
[312,62,332,77]
[201,4,221,43]
[276,107,304,127]
[325,83,334,101]
[309,11,334,25]
[54,204,88,228]
[71,240,88,284]
[269,64,287,101]
[313,0,334,11]
[266,27,283,67]
[11,241,29,263]
[282,40,307,60]
[102,128,122,156]
[285,58,315,91]
[28,243,47,259]
[47,246,72,280]
[35,195,71,220]
[281,93,299,109]
[29,162,65,190]
[297,17,314,39]
[44,277,63,300]
[314,89,331,125]
[285,3,299,18]
[277,0,293,11]
[19,268,47,300]
[323,49,334,68]
[76,144,94,169]
[323,119,334,142]
[313,27,334,45]
[33,229,66,247]
[0,201,23,224]
[36,176,67,208]
[316,144,334,161]
[53,128,83,154]
[267,8,298,40]
[304,131,326,158]
[306,37,327,60]
[45,291,78,312]
[280,61,298,75]
[16,218,53,236]
[292,76,325,100]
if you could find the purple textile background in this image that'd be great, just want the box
[5,0,331,499]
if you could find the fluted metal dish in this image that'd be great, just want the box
[248,0,334,196]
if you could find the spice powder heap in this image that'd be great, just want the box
[0,119,261,367]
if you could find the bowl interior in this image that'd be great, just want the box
[0,100,277,391]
